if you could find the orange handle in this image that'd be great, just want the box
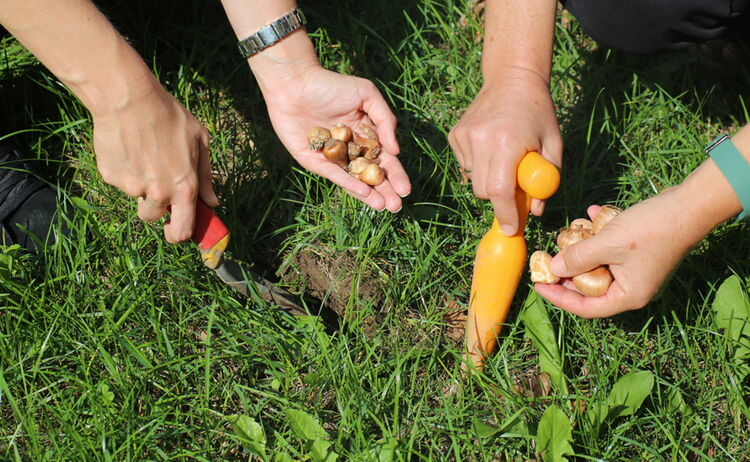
[464,152,560,370]
[191,199,230,269]
[192,199,229,250]
[517,151,560,201]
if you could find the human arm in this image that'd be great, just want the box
[448,0,561,234]
[534,128,750,317]
[220,0,411,212]
[0,0,217,243]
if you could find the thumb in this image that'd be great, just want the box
[360,81,399,155]
[550,236,608,278]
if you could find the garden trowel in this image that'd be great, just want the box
[191,199,307,316]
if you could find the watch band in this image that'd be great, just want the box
[705,134,750,221]
[237,8,307,59]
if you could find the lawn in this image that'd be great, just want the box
[1,0,749,460]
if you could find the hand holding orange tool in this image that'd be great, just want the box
[465,151,560,370]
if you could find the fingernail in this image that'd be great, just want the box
[391,206,403,213]
[399,191,411,198]
[500,225,516,236]
[550,256,566,275]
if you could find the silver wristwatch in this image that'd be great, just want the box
[237,8,307,59]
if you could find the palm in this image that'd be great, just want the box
[269,72,371,155]
[263,68,410,212]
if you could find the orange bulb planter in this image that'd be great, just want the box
[465,152,560,370]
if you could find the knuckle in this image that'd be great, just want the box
[485,182,512,199]
[563,246,584,269]
[172,229,192,243]
[495,132,528,155]
[471,183,488,199]
[146,188,170,206]
[448,127,457,143]
[364,80,378,93]
[138,208,161,223]
[468,128,490,144]
[121,183,143,198]
[98,168,117,187]
[177,179,198,199]
[448,132,461,151]
[493,131,519,149]
[486,174,516,197]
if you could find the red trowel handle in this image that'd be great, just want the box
[192,198,229,252]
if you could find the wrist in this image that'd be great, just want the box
[64,39,162,118]
[482,64,550,89]
[673,157,743,236]
[246,30,321,95]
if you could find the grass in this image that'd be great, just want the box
[1,0,749,460]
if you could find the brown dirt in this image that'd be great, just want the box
[442,296,468,343]
[281,246,385,333]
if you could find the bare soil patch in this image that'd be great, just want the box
[282,246,385,333]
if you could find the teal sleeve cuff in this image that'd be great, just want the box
[705,135,750,221]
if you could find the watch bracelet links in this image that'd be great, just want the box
[705,134,750,221]
[237,8,307,60]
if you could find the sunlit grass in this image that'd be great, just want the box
[1,1,749,460]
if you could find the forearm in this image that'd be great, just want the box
[482,0,558,85]
[220,0,319,94]
[0,0,158,117]
[676,125,750,239]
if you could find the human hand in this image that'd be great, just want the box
[534,189,706,317]
[0,0,217,243]
[260,66,411,212]
[448,70,561,235]
[92,80,218,243]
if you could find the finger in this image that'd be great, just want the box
[297,151,372,197]
[360,81,400,155]
[297,150,388,210]
[485,152,520,236]
[163,200,196,244]
[373,179,402,212]
[197,133,218,207]
[540,134,563,170]
[534,280,630,318]
[342,185,386,211]
[531,198,546,216]
[137,197,168,223]
[448,127,471,173]
[378,154,411,198]
[587,204,603,221]
[549,235,614,278]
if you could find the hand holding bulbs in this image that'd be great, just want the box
[307,123,385,186]
[530,205,621,296]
